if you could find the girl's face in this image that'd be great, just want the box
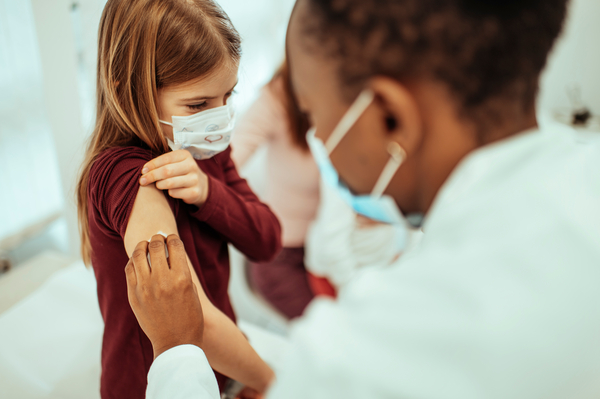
[157,64,239,141]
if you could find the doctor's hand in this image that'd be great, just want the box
[139,150,209,207]
[125,234,204,360]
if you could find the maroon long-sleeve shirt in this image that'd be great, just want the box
[87,145,282,399]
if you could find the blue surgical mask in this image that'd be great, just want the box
[306,90,409,227]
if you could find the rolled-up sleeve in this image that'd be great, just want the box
[190,152,282,262]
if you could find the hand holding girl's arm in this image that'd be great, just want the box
[124,183,274,393]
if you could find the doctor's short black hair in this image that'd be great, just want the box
[301,0,570,137]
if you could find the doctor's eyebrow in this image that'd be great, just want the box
[180,81,238,103]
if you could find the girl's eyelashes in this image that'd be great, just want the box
[186,91,236,111]
[187,102,208,111]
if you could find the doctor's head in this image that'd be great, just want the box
[287,0,569,215]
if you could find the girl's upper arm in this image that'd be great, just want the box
[124,182,215,311]
[124,184,179,256]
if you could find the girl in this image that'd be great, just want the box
[76,0,279,398]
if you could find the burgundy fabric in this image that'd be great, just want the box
[248,247,315,319]
[87,145,281,399]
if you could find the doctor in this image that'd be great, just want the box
[126,0,600,397]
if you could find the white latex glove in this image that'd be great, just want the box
[305,180,406,289]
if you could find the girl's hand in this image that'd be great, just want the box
[139,150,209,207]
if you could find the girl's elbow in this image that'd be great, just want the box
[247,228,282,263]
[260,234,283,262]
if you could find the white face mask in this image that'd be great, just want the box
[306,90,408,227]
[160,103,235,160]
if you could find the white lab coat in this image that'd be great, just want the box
[147,345,220,399]
[147,128,600,399]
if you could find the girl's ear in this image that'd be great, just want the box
[368,76,423,157]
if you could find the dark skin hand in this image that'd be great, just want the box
[125,235,269,397]
[125,234,204,359]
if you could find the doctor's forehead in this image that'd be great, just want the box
[285,0,309,98]
[286,0,341,108]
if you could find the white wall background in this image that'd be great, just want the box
[0,0,598,264]
[539,0,600,115]
[0,0,66,255]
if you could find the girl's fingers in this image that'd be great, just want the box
[167,187,197,201]
[140,160,189,185]
[155,175,197,191]
[167,186,204,205]
[167,188,187,199]
[142,150,189,174]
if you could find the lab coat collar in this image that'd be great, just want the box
[422,127,541,232]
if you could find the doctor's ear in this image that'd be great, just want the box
[368,77,422,155]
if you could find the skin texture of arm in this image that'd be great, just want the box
[124,184,274,393]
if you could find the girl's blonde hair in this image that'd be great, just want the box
[77,0,241,265]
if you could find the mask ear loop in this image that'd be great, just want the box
[325,90,376,154]
[371,142,406,198]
